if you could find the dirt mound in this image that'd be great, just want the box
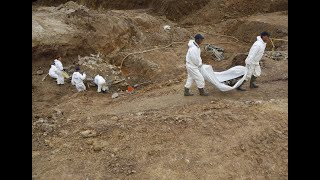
[34,0,152,9]
[209,11,288,52]
[33,1,194,87]
[150,0,210,21]
[32,2,190,64]
[181,0,288,25]
[118,48,187,86]
[34,0,210,21]
[73,53,127,91]
[34,0,287,25]
[222,0,288,17]
[224,21,287,44]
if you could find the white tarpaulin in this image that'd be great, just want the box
[199,64,248,91]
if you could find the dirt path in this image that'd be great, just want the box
[32,78,287,179]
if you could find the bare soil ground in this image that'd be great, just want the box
[32,1,288,179]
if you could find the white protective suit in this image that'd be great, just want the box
[184,40,205,89]
[94,75,108,93]
[244,36,267,80]
[48,65,59,79]
[54,59,64,84]
[71,72,86,92]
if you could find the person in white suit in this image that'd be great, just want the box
[94,75,108,93]
[48,62,59,79]
[53,56,65,85]
[71,67,86,92]
[184,34,209,96]
[237,31,270,91]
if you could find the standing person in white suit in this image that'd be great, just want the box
[184,34,209,96]
[71,67,86,92]
[94,75,108,93]
[53,56,65,85]
[237,31,270,91]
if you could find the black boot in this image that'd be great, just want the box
[237,80,246,91]
[250,76,259,88]
[198,88,209,96]
[184,87,194,96]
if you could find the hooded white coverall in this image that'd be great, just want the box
[54,59,64,84]
[94,75,108,92]
[184,40,205,89]
[71,72,86,92]
[244,36,267,80]
[48,65,59,79]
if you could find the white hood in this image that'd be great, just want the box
[188,40,199,48]
[256,36,266,44]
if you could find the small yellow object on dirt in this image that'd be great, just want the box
[62,71,70,78]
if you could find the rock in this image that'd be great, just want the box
[93,141,105,151]
[240,144,246,152]
[163,25,171,31]
[33,118,47,125]
[60,130,69,136]
[112,93,119,99]
[52,114,57,120]
[51,149,60,155]
[111,116,118,120]
[81,130,97,138]
[86,140,94,145]
[43,139,50,144]
[255,100,262,105]
[93,145,102,151]
[224,14,231,18]
[270,99,276,102]
[245,100,252,105]
[55,109,63,117]
[41,123,54,133]
[36,70,44,75]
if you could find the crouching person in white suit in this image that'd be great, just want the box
[184,34,209,96]
[71,67,86,92]
[94,75,108,93]
[48,62,59,80]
